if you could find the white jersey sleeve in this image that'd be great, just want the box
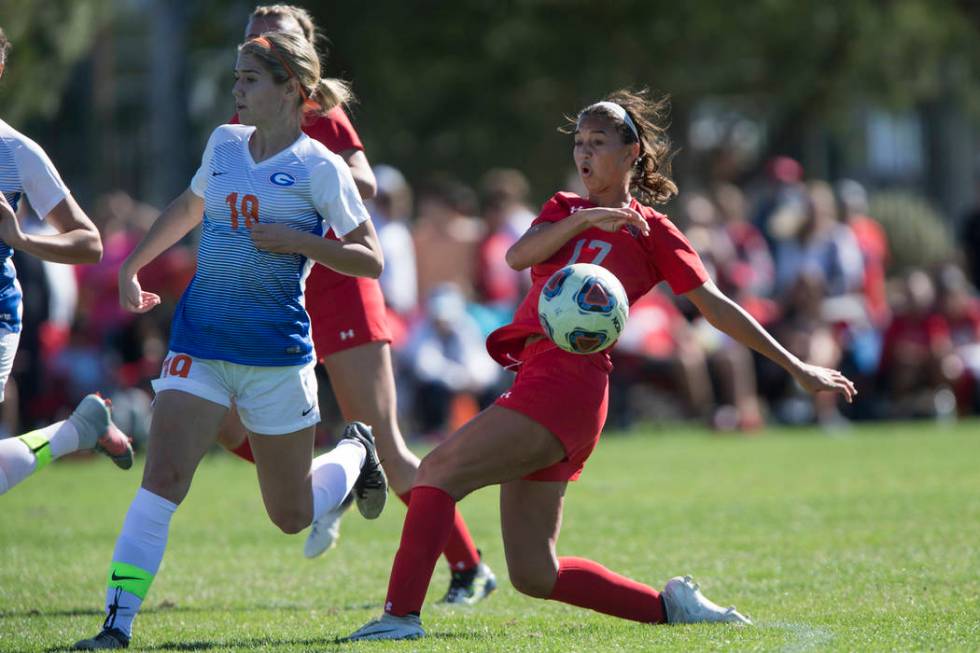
[189,127,224,197]
[310,158,369,237]
[14,137,69,219]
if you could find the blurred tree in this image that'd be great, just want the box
[0,0,976,210]
[317,0,979,204]
[0,0,107,124]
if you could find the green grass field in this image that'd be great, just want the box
[2,422,979,652]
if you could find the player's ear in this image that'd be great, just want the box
[625,142,640,166]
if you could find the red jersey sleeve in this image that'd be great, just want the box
[228,108,364,152]
[531,193,576,227]
[304,106,364,152]
[647,213,710,295]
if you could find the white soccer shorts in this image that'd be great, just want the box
[151,351,320,435]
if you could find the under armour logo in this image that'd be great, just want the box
[339,329,355,340]
[499,391,512,399]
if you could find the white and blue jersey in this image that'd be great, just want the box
[171,124,369,366]
[0,119,70,333]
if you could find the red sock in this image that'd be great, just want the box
[398,491,481,571]
[548,557,667,624]
[229,440,255,463]
[385,486,456,616]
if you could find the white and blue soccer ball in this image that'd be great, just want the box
[538,263,629,354]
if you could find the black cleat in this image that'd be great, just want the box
[342,422,388,519]
[73,627,130,650]
[438,556,498,606]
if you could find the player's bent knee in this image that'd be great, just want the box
[267,507,310,534]
[141,464,192,504]
[508,567,555,599]
[414,452,448,486]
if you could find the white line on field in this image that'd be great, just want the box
[766,621,834,652]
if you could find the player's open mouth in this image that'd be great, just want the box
[580,165,592,177]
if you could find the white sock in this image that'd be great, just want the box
[46,421,80,458]
[0,422,82,495]
[104,488,178,638]
[311,439,365,520]
[0,437,37,495]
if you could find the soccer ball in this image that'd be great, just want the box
[538,263,629,354]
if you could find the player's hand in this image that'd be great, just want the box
[250,223,305,254]
[118,272,161,313]
[792,362,857,403]
[577,207,650,237]
[0,194,26,248]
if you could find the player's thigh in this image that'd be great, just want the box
[142,390,227,503]
[322,341,398,426]
[0,330,19,403]
[323,341,418,471]
[417,405,566,499]
[500,479,567,597]
[248,426,316,527]
[215,402,248,450]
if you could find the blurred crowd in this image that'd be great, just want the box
[5,156,980,446]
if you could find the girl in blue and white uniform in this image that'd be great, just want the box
[74,31,388,650]
[0,24,133,498]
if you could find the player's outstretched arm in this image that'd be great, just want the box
[250,218,384,279]
[118,188,204,313]
[0,193,102,264]
[505,207,648,270]
[338,148,377,200]
[684,279,857,402]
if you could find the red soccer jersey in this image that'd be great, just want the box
[486,192,709,366]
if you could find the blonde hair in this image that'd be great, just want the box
[239,30,352,115]
[0,26,10,66]
[564,88,678,206]
[250,4,319,44]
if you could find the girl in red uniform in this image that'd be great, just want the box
[347,90,857,640]
[218,4,494,602]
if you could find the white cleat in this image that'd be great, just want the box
[304,494,352,559]
[344,613,425,641]
[662,575,752,625]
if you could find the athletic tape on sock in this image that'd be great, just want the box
[17,430,52,471]
[107,561,155,600]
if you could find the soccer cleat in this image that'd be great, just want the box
[72,627,130,649]
[662,575,752,625]
[344,613,425,641]
[95,421,135,470]
[304,492,354,558]
[438,559,497,605]
[341,422,388,519]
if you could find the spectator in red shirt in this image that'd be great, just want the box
[879,269,955,419]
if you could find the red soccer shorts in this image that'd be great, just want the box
[495,338,610,482]
[306,264,392,360]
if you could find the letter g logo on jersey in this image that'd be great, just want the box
[270,172,295,186]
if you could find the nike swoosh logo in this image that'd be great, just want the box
[302,406,315,416]
[211,171,226,176]
[111,572,143,581]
